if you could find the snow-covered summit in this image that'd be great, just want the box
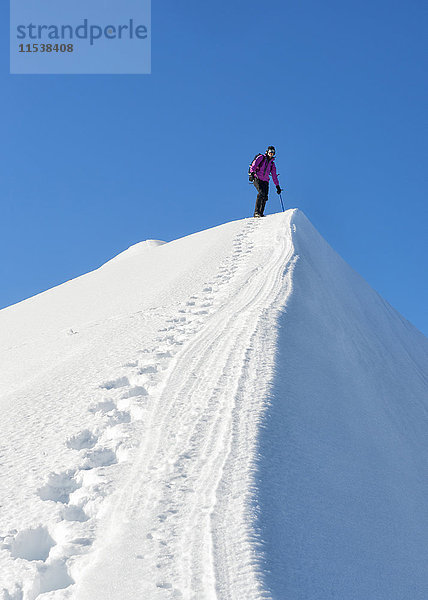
[1,210,427,600]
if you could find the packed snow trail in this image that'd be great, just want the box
[74,213,295,599]
[0,212,296,600]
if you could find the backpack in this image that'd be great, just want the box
[248,153,263,176]
[249,153,272,182]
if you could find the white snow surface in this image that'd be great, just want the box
[1,210,427,599]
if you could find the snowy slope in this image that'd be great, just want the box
[1,210,427,600]
[256,212,428,599]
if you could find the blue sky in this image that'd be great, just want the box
[1,0,427,336]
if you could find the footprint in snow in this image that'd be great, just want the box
[81,448,117,469]
[121,385,147,399]
[66,429,98,451]
[166,316,187,324]
[122,360,138,368]
[70,537,92,547]
[156,350,173,359]
[156,334,182,346]
[156,582,173,589]
[88,399,116,414]
[61,504,89,522]
[138,364,158,375]
[36,559,74,594]
[1,584,23,600]
[4,530,74,596]
[107,409,132,425]
[157,508,178,522]
[100,376,129,390]
[38,470,80,504]
[8,526,55,562]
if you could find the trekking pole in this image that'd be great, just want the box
[279,192,285,212]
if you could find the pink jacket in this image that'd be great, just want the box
[250,154,279,186]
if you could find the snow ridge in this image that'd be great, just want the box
[4,209,427,599]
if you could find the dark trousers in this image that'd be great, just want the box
[253,178,269,216]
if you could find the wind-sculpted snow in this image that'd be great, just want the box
[101,239,167,266]
[1,210,427,599]
[256,211,428,599]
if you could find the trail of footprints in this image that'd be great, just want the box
[1,220,257,599]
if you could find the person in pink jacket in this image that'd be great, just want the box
[249,146,283,217]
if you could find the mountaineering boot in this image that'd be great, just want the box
[254,195,263,217]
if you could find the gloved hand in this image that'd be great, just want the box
[276,185,282,194]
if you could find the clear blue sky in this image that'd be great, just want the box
[1,0,427,336]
